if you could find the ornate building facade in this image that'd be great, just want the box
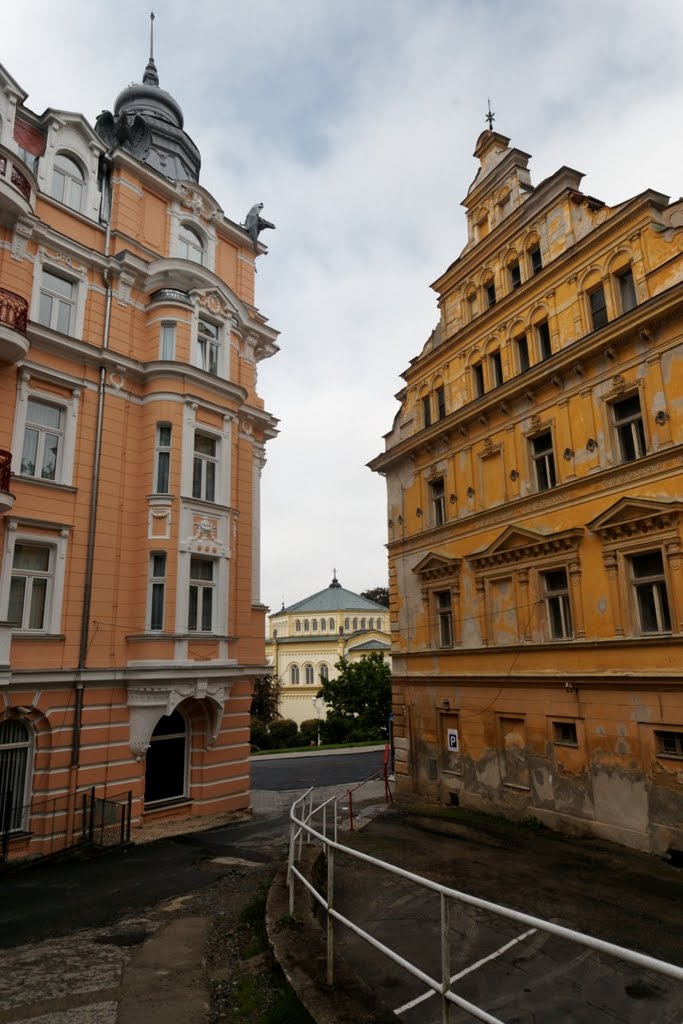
[370,129,683,855]
[0,53,278,856]
[265,575,390,725]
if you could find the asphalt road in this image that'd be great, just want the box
[0,748,379,948]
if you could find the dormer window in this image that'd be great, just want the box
[179,225,205,265]
[51,153,85,213]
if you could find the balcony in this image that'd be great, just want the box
[0,289,29,363]
[0,450,14,515]
[0,147,35,224]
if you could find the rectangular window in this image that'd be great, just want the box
[38,270,76,334]
[155,424,172,493]
[20,398,64,481]
[655,730,683,759]
[542,569,573,639]
[552,721,578,747]
[630,551,671,634]
[489,350,503,388]
[531,431,556,490]
[509,262,521,290]
[589,285,608,330]
[188,556,214,632]
[8,543,52,631]
[537,320,552,360]
[430,477,446,527]
[473,362,485,398]
[485,281,496,308]
[516,334,530,373]
[422,394,432,429]
[617,268,637,313]
[613,394,646,463]
[435,590,453,648]
[436,386,446,420]
[149,553,166,631]
[192,432,217,502]
[160,323,176,360]
[529,245,543,275]
[197,319,220,375]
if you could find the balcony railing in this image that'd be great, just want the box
[0,150,34,213]
[0,289,28,334]
[0,451,12,493]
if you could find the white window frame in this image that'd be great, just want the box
[195,317,221,376]
[629,550,672,635]
[541,568,573,640]
[530,430,557,491]
[19,397,65,482]
[319,663,329,682]
[290,664,300,685]
[612,392,646,464]
[51,152,85,214]
[160,322,176,361]
[181,403,231,507]
[188,555,216,633]
[154,423,172,495]
[430,477,446,527]
[31,255,87,341]
[11,376,80,487]
[0,526,68,635]
[147,552,167,632]
[0,719,33,832]
[178,223,206,265]
[37,268,77,335]
[192,430,219,502]
[435,589,454,648]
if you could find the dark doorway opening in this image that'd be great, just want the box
[144,709,187,804]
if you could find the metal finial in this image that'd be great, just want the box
[330,568,341,588]
[150,12,155,60]
[485,98,495,131]
[143,11,159,86]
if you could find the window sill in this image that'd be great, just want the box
[183,495,233,513]
[502,782,530,792]
[656,754,683,762]
[12,632,65,641]
[553,742,579,748]
[12,475,76,493]
[144,797,193,812]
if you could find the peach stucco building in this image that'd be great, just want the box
[370,129,683,855]
[0,54,278,856]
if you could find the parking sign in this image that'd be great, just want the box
[447,728,459,752]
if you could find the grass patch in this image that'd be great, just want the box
[238,886,269,957]
[252,740,385,756]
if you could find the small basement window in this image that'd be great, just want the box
[552,721,578,747]
[655,730,683,759]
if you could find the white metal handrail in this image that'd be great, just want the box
[288,790,683,1023]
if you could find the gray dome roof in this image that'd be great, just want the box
[276,576,388,616]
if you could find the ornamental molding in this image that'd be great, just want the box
[413,552,462,584]
[127,679,228,759]
[587,497,683,545]
[467,525,583,572]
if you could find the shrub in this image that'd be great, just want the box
[268,718,299,748]
[298,719,319,746]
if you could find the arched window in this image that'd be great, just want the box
[352,618,358,630]
[305,664,314,685]
[144,709,187,804]
[319,663,329,682]
[360,618,366,629]
[344,617,350,630]
[290,664,300,685]
[303,619,309,632]
[179,224,205,265]
[377,618,382,631]
[329,618,334,631]
[52,153,85,213]
[312,618,317,632]
[369,618,374,630]
[295,620,301,632]
[0,719,32,831]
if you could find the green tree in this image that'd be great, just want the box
[361,586,389,608]
[250,673,281,725]
[317,652,391,743]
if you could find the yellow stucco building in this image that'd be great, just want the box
[0,50,278,858]
[370,128,683,855]
[265,575,390,725]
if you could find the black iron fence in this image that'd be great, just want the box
[1,787,132,864]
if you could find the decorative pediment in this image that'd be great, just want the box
[468,525,583,571]
[413,552,461,583]
[587,497,683,541]
[127,680,228,759]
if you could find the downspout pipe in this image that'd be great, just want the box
[71,155,113,767]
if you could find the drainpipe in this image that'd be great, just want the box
[71,156,113,768]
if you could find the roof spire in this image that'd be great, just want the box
[330,569,341,589]
[485,97,495,131]
[143,11,159,86]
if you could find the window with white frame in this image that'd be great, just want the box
[148,553,167,631]
[328,618,335,631]
[629,551,671,634]
[319,663,329,682]
[435,590,453,648]
[188,556,215,632]
[38,269,76,334]
[305,664,314,684]
[160,323,176,361]
[155,424,172,494]
[361,618,366,629]
[51,152,85,213]
[8,543,53,631]
[196,319,220,375]
[295,619,301,632]
[616,267,637,313]
[531,431,557,490]
[290,664,300,685]
[542,568,573,639]
[612,394,646,463]
[192,432,217,502]
[20,398,64,481]
[0,719,32,832]
[179,224,205,265]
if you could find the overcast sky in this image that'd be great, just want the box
[4,0,683,613]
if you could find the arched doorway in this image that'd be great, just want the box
[144,709,187,805]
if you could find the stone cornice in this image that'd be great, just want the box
[467,528,583,572]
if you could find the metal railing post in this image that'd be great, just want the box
[126,790,132,842]
[348,789,354,831]
[441,893,451,1023]
[306,789,313,844]
[288,807,296,915]
[327,845,335,986]
[323,802,327,841]
[334,797,338,844]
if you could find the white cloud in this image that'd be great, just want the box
[3,0,683,610]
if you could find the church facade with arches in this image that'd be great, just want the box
[0,47,278,857]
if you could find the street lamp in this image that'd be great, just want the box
[311,696,324,747]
